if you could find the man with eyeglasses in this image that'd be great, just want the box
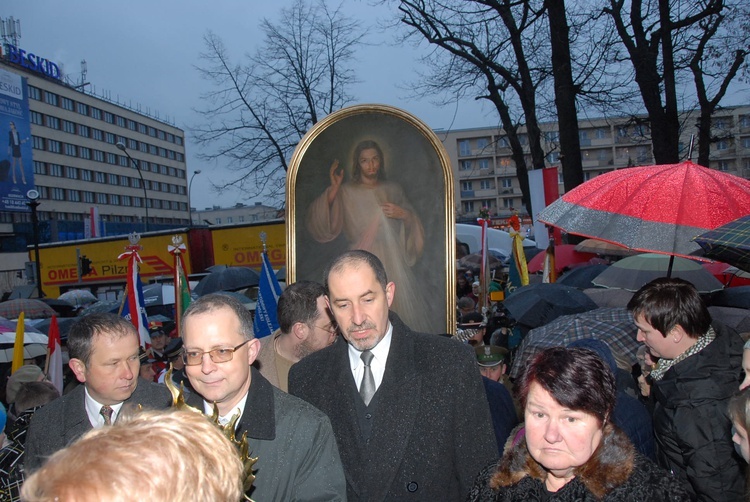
[181,293,346,501]
[255,281,337,392]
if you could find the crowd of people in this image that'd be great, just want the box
[0,249,748,501]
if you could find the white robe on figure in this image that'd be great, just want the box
[307,181,431,333]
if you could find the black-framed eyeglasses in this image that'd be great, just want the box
[182,340,250,366]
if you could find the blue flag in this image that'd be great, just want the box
[253,252,282,338]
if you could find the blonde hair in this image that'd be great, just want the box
[21,409,243,502]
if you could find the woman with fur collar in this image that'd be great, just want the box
[468,347,692,501]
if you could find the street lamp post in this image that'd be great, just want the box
[188,170,202,226]
[26,189,44,298]
[116,142,149,233]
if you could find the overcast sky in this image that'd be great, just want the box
[4,0,500,209]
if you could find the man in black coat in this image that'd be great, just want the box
[629,277,744,501]
[25,314,171,470]
[289,250,497,501]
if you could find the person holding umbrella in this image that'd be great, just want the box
[628,277,744,501]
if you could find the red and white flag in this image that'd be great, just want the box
[46,316,64,394]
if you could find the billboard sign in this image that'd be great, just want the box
[0,66,35,211]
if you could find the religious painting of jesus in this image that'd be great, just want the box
[286,104,455,334]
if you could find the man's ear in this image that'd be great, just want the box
[292,322,309,341]
[69,358,87,384]
[385,282,395,308]
[246,338,261,365]
[670,325,688,344]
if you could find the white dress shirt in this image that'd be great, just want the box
[203,392,248,428]
[348,322,393,393]
[84,387,125,428]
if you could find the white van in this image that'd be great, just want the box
[456,223,536,256]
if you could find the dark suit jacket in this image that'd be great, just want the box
[289,313,498,501]
[25,378,171,471]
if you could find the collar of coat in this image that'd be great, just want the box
[491,423,636,498]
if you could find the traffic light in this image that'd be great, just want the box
[80,255,93,276]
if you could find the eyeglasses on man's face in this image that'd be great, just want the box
[314,322,338,334]
[182,339,250,366]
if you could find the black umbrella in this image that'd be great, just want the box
[707,306,750,335]
[40,298,78,318]
[502,283,598,331]
[556,264,610,290]
[709,286,750,309]
[194,267,261,296]
[33,317,79,341]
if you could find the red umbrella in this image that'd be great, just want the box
[537,161,750,259]
[527,244,597,274]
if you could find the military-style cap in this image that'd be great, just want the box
[475,345,508,367]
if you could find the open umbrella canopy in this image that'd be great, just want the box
[556,264,610,289]
[527,244,597,274]
[458,252,504,271]
[142,283,176,307]
[502,283,598,331]
[592,253,724,293]
[194,267,260,296]
[574,238,639,257]
[537,161,750,258]
[213,291,257,311]
[31,316,79,340]
[707,306,750,335]
[0,343,48,363]
[80,300,123,316]
[510,307,638,379]
[710,286,750,309]
[58,289,98,306]
[694,214,750,273]
[583,288,634,308]
[40,298,77,318]
[0,299,56,319]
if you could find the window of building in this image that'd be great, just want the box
[459,160,472,171]
[131,177,141,188]
[216,217,222,224]
[108,174,118,185]
[497,137,509,148]
[60,97,74,111]
[78,124,90,137]
[149,144,158,155]
[157,130,166,140]
[122,195,131,206]
[30,111,43,125]
[169,184,177,193]
[166,133,174,143]
[501,178,512,188]
[480,180,493,190]
[29,86,41,101]
[175,136,183,146]
[544,131,560,142]
[458,140,471,156]
[476,137,490,151]
[462,201,475,213]
[44,91,59,106]
[595,128,608,139]
[148,126,157,137]
[46,116,60,129]
[167,150,175,160]
[715,118,728,130]
[116,116,126,128]
[119,156,129,167]
[91,107,102,120]
[717,160,731,171]
[717,139,730,150]
[79,147,91,159]
[152,199,161,209]
[121,176,129,187]
[178,185,186,195]
[51,187,65,200]
[176,152,184,162]
[77,102,89,115]
[138,123,147,134]
[106,153,117,164]
[742,137,750,149]
[109,194,120,205]
[97,193,107,204]
[477,158,490,170]
[133,197,142,207]
[105,132,116,144]
[139,142,148,153]
[128,138,137,150]
[32,136,45,150]
[95,171,106,183]
[160,165,168,175]
[238,215,245,222]
[93,150,105,162]
[83,191,95,203]
[68,189,81,202]
[81,169,92,181]
[104,112,114,124]
[66,166,78,179]
[546,151,560,163]
[503,198,514,209]
[461,181,472,191]
[33,161,46,175]
[127,119,137,131]
[47,140,62,153]
[64,143,77,156]
[91,128,103,141]
[167,167,176,177]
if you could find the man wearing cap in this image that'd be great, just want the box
[255,281,337,392]
[475,345,519,454]
[25,314,171,471]
[5,365,46,420]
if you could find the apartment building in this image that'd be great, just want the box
[441,105,750,221]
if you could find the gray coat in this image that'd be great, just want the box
[25,378,171,471]
[188,367,347,501]
[289,313,498,501]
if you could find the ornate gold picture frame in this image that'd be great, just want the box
[286,104,455,334]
